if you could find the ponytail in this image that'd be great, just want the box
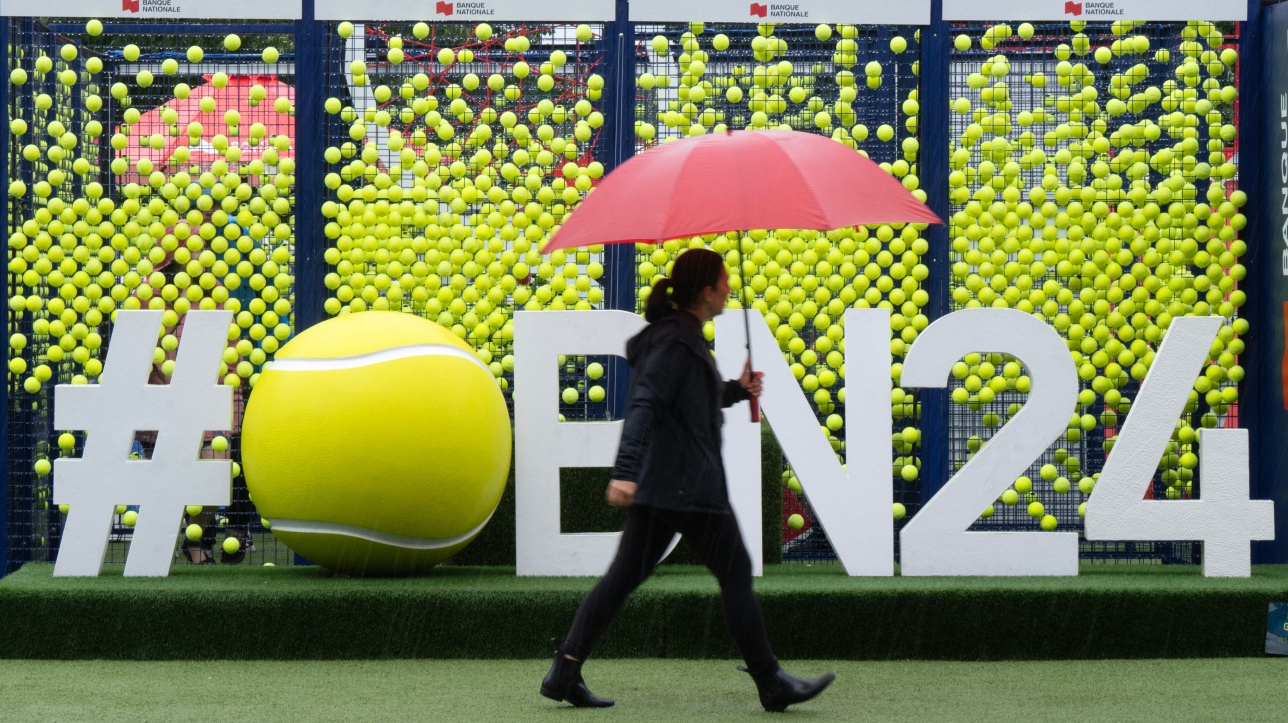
[643,248,725,323]
[644,277,674,323]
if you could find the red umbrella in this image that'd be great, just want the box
[543,130,941,251]
[543,129,943,421]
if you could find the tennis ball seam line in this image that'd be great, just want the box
[269,344,489,374]
[266,510,494,550]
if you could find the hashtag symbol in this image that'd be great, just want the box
[53,311,233,577]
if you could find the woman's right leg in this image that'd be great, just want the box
[562,504,676,661]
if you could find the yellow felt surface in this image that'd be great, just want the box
[244,355,510,538]
[270,531,475,576]
[273,310,475,360]
[241,314,511,574]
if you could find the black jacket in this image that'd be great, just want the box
[610,310,752,513]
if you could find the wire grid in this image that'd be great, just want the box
[5,17,299,570]
[321,21,612,422]
[633,22,924,561]
[946,20,1244,563]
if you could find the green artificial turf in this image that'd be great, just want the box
[4,563,1288,661]
[0,658,1284,722]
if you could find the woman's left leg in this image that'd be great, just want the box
[561,504,677,661]
[543,505,676,708]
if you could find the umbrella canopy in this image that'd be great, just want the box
[542,129,942,253]
[118,75,295,175]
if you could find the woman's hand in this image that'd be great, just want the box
[739,359,764,397]
[606,479,637,507]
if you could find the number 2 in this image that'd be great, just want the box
[900,308,1081,576]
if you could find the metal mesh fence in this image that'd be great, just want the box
[633,21,924,561]
[5,17,299,570]
[320,20,612,422]
[3,13,1254,573]
[946,20,1244,563]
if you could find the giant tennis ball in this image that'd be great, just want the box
[242,312,511,576]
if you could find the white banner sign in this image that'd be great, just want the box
[50,308,1272,577]
[315,0,615,22]
[631,0,930,26]
[943,0,1246,22]
[513,309,1269,578]
[0,0,301,19]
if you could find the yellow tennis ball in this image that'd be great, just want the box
[185,524,203,541]
[242,312,510,576]
[787,513,805,530]
[222,537,241,554]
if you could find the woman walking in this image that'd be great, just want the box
[540,248,835,712]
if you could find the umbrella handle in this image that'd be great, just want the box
[749,395,760,423]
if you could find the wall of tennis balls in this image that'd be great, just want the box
[4,15,1253,568]
[6,18,298,564]
[945,20,1245,549]
[634,21,926,557]
[320,20,610,424]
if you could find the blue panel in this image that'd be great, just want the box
[603,0,636,418]
[918,1,952,505]
[0,15,10,579]
[1249,0,1288,563]
[294,0,328,333]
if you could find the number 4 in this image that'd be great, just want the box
[1085,316,1273,577]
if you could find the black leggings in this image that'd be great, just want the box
[562,504,776,670]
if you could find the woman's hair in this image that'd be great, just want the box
[644,248,725,323]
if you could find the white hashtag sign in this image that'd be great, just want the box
[52,310,234,577]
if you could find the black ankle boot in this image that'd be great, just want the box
[739,660,835,712]
[540,649,614,708]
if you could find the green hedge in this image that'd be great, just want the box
[3,563,1287,660]
[453,423,784,566]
